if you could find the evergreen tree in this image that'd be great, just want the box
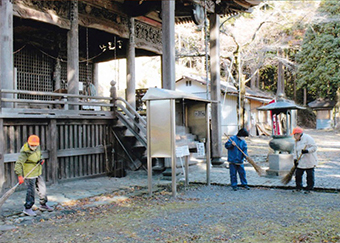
[296,0,340,103]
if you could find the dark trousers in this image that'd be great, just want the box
[24,176,48,209]
[229,163,248,188]
[295,167,315,191]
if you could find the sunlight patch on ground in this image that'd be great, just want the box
[317,147,340,152]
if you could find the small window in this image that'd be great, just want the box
[186,81,192,86]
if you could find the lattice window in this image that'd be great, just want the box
[14,46,93,101]
[14,46,53,100]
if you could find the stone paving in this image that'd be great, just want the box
[1,128,339,221]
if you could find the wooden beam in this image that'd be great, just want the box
[13,2,70,30]
[3,146,106,162]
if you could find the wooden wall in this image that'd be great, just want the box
[2,117,114,190]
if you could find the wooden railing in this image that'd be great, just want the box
[0,89,114,118]
[115,97,147,146]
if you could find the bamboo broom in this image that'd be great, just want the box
[281,145,307,185]
[0,162,41,210]
[225,134,265,177]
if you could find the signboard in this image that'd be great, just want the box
[176,145,190,158]
[196,142,205,157]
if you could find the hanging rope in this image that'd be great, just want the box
[23,43,105,63]
[13,45,27,54]
[114,36,119,90]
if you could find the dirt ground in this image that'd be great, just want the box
[1,128,340,243]
[0,184,339,243]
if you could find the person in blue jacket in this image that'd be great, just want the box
[225,128,250,191]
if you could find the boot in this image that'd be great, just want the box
[39,204,54,212]
[23,207,37,217]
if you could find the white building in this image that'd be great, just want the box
[176,75,274,136]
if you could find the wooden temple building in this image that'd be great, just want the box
[0,0,260,191]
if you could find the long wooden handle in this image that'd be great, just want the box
[23,162,41,180]
[295,145,307,165]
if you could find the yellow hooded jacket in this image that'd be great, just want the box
[14,142,43,178]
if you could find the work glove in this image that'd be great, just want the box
[18,176,24,185]
[301,149,308,154]
[294,159,298,167]
[38,159,45,165]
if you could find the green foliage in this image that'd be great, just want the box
[296,0,340,103]
[259,65,277,93]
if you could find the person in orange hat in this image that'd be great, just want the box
[14,135,53,216]
[292,127,318,194]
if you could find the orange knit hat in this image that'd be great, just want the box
[28,135,40,146]
[292,127,303,135]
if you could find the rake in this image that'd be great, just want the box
[225,134,265,177]
[0,163,40,210]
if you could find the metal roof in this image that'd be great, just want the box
[308,98,336,110]
[142,87,211,103]
[176,75,274,102]
[257,98,305,111]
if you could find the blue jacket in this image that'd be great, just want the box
[225,135,248,164]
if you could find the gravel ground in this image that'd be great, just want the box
[1,128,340,242]
[1,184,339,243]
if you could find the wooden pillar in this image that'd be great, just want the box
[209,13,223,165]
[277,48,284,96]
[93,63,99,95]
[0,0,14,108]
[110,81,117,113]
[0,118,4,191]
[48,119,58,184]
[126,17,136,111]
[67,0,79,110]
[161,0,175,90]
[250,67,256,89]
[293,74,297,102]
[239,74,246,128]
[54,58,62,91]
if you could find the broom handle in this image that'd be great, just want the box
[225,134,248,158]
[295,145,307,166]
[18,161,42,184]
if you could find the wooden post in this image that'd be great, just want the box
[53,58,62,91]
[161,0,175,90]
[209,13,223,165]
[48,119,58,184]
[293,74,297,102]
[67,0,79,110]
[110,81,117,113]
[93,63,99,95]
[0,0,14,108]
[277,48,284,96]
[126,17,136,111]
[0,118,4,191]
[240,75,246,128]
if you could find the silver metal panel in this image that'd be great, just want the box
[150,99,172,157]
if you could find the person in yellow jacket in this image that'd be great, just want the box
[14,135,53,216]
[292,127,318,194]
